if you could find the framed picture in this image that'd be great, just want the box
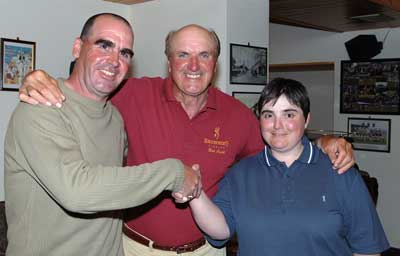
[230,43,267,85]
[340,58,400,115]
[1,38,36,91]
[347,117,391,152]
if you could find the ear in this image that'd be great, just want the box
[305,113,311,129]
[167,59,171,73]
[72,38,83,59]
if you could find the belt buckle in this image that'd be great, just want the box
[176,244,191,254]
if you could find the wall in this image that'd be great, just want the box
[0,93,19,202]
[0,0,129,201]
[270,23,400,247]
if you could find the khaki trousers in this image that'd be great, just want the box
[122,234,226,256]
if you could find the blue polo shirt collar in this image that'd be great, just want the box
[163,77,217,110]
[264,136,319,167]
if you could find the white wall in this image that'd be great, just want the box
[0,0,129,201]
[0,93,19,202]
[270,23,400,247]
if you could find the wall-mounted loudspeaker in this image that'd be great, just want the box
[345,35,382,61]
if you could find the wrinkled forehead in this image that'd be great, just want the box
[89,16,134,48]
[171,27,216,52]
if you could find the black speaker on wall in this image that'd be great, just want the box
[345,35,383,61]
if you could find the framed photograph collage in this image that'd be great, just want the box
[340,58,399,152]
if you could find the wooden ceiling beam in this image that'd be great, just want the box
[368,0,400,11]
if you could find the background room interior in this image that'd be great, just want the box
[0,0,399,250]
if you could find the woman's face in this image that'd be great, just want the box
[260,95,310,158]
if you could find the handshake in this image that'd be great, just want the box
[173,164,202,203]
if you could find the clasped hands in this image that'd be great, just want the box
[173,164,202,203]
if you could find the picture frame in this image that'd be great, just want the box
[340,58,400,115]
[1,38,36,91]
[230,43,267,85]
[347,117,391,152]
[232,91,261,116]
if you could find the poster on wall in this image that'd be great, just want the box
[230,43,267,85]
[1,38,36,91]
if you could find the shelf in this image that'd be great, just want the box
[269,62,334,72]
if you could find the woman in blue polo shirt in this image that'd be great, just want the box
[189,78,389,256]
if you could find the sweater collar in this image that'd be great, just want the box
[58,78,109,113]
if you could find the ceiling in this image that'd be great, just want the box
[270,0,400,32]
[104,0,400,32]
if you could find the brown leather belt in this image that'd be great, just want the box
[123,225,206,254]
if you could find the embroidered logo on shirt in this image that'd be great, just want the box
[214,127,220,139]
[204,127,230,155]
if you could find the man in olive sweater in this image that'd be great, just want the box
[4,13,200,256]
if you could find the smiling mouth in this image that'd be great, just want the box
[272,132,288,136]
[185,73,201,79]
[100,69,116,77]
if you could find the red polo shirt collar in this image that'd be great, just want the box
[163,77,217,111]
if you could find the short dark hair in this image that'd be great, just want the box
[164,26,220,58]
[257,77,310,120]
[80,13,132,40]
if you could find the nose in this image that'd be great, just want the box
[187,56,199,72]
[107,50,120,67]
[273,117,282,129]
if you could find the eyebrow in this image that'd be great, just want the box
[260,109,299,115]
[95,39,114,48]
[94,39,134,58]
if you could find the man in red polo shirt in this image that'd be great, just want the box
[20,24,354,256]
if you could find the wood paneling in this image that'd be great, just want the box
[270,0,400,32]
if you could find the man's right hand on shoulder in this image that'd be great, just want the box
[19,70,65,108]
[173,164,202,204]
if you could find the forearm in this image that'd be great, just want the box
[314,135,330,152]
[189,191,230,240]
[15,138,184,213]
[51,159,184,213]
